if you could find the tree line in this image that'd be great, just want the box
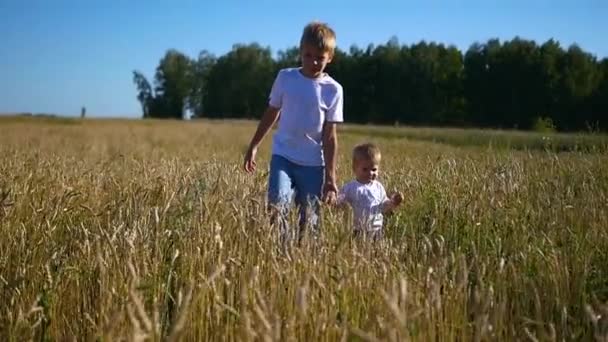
[133,37,608,131]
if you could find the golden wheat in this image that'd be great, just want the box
[1,117,607,340]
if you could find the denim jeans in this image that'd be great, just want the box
[267,154,324,243]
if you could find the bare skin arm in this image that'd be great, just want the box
[243,106,280,173]
[322,122,338,203]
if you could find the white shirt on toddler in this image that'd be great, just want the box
[337,180,390,233]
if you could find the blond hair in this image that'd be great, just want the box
[300,21,337,55]
[352,143,382,165]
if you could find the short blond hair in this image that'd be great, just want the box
[353,143,382,165]
[300,21,336,55]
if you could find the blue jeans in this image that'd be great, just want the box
[268,154,324,242]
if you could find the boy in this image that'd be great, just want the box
[243,21,343,243]
[336,143,403,240]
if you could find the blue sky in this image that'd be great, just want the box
[1,0,606,118]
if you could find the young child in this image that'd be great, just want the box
[243,21,343,243]
[336,143,403,240]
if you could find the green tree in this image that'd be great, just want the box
[189,50,217,118]
[134,37,607,131]
[276,47,300,70]
[555,45,600,130]
[153,49,194,119]
[539,39,564,123]
[132,70,153,118]
[591,59,608,130]
[204,43,275,118]
[133,49,194,119]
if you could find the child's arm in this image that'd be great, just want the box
[243,106,280,173]
[321,122,338,203]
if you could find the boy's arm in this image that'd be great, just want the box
[322,122,338,203]
[243,106,280,173]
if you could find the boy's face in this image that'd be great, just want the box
[300,44,333,78]
[354,158,380,184]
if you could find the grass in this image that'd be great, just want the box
[1,117,608,340]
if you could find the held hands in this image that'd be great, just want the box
[322,181,338,205]
[390,191,404,206]
[244,147,340,205]
[243,146,258,173]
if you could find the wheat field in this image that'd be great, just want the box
[1,117,607,341]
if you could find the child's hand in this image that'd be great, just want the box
[390,191,403,206]
[322,182,338,205]
[383,191,403,213]
[243,147,257,173]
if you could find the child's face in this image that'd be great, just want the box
[354,158,380,184]
[300,44,333,78]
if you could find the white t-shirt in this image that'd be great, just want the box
[269,68,344,166]
[337,180,389,232]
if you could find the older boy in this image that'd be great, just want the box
[243,21,344,243]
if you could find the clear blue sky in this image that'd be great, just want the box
[1,0,606,118]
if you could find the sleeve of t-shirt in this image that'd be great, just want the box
[268,70,284,108]
[377,182,389,203]
[325,84,343,123]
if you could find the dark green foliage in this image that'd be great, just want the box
[134,38,608,131]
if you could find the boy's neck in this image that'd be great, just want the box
[299,67,325,79]
[355,178,375,185]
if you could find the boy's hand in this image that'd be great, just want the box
[322,182,338,204]
[243,147,257,173]
[383,191,404,212]
[390,191,404,206]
